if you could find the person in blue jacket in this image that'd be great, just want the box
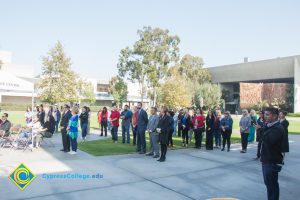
[220,111,233,152]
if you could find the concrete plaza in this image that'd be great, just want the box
[0,133,299,200]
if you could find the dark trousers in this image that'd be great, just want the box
[137,129,146,153]
[122,124,130,144]
[178,124,182,137]
[81,122,88,138]
[111,126,118,141]
[132,125,137,145]
[70,137,77,152]
[160,144,167,160]
[101,121,107,136]
[241,132,249,151]
[221,129,231,150]
[167,130,174,146]
[55,121,59,132]
[194,128,203,148]
[257,129,263,158]
[182,129,189,144]
[206,130,214,150]
[214,129,221,147]
[262,164,282,200]
[61,128,70,151]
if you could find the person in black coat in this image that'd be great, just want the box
[79,106,89,142]
[60,104,72,152]
[39,104,45,127]
[279,110,289,153]
[261,107,286,200]
[254,111,265,160]
[206,110,215,150]
[156,107,170,162]
[167,110,175,147]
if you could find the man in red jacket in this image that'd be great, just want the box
[110,106,120,143]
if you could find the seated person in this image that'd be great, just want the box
[0,113,12,137]
[35,111,55,148]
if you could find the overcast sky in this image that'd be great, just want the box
[1,0,300,79]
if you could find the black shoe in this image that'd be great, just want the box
[157,158,162,161]
[159,158,166,162]
[64,150,70,153]
[100,134,103,137]
[153,155,160,158]
[60,149,65,151]
[221,148,225,151]
[146,152,154,156]
[227,149,230,152]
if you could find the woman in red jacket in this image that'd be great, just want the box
[192,109,205,149]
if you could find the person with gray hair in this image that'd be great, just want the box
[146,107,160,158]
[239,109,251,153]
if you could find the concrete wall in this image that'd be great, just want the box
[208,56,298,83]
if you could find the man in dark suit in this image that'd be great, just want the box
[60,105,72,152]
[136,102,148,154]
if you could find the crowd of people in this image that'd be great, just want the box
[0,102,291,199]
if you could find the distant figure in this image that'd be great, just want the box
[25,106,33,125]
[239,109,251,153]
[214,110,222,148]
[177,109,184,137]
[192,109,205,149]
[166,110,175,147]
[248,109,257,142]
[98,107,108,137]
[205,110,215,150]
[79,106,89,142]
[279,110,289,153]
[254,111,265,160]
[131,106,138,145]
[120,105,132,144]
[156,106,169,162]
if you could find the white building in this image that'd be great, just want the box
[0,51,35,104]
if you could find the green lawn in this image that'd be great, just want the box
[78,134,241,156]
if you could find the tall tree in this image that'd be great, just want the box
[178,54,211,84]
[157,75,192,109]
[109,76,128,107]
[37,41,79,104]
[117,26,180,105]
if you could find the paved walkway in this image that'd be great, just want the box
[1,133,299,200]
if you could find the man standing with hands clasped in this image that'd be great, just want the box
[146,107,160,158]
[136,102,148,154]
[261,107,288,200]
[60,104,72,153]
